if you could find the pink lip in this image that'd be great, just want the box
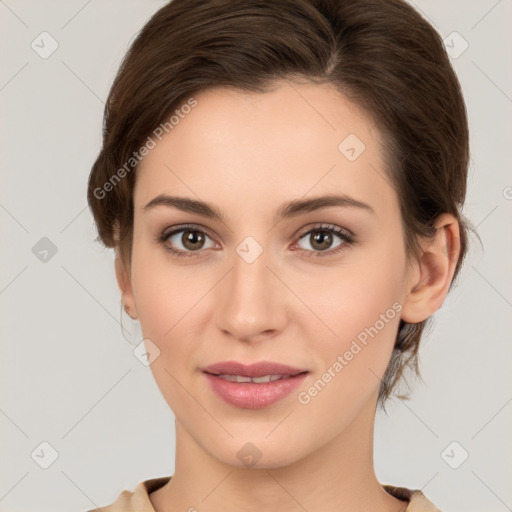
[202,360,307,377]
[202,360,309,409]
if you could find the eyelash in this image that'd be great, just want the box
[156,223,355,260]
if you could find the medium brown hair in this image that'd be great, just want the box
[87,0,475,406]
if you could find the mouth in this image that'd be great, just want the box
[204,372,307,383]
[201,360,309,409]
[202,360,309,378]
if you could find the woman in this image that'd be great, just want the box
[86,0,474,510]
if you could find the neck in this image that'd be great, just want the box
[150,397,407,512]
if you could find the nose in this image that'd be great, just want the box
[215,240,288,343]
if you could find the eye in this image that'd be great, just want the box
[157,222,355,260]
[293,224,354,257]
[157,224,217,259]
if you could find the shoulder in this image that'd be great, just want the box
[83,476,171,512]
[383,484,443,512]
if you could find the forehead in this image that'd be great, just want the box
[134,80,395,221]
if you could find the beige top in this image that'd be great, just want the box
[85,476,442,511]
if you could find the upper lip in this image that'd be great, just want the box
[202,360,308,377]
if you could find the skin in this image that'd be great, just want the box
[115,79,460,512]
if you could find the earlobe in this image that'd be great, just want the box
[114,254,138,320]
[401,214,461,324]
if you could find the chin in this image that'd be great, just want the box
[207,435,308,470]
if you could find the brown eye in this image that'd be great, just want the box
[158,225,216,258]
[309,230,334,251]
[295,224,354,257]
[181,230,206,251]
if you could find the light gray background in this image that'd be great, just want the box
[1,1,511,511]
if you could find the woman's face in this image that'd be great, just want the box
[121,80,419,467]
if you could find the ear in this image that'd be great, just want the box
[401,213,461,323]
[115,253,138,320]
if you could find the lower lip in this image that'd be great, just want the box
[203,372,308,409]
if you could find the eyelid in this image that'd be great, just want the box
[159,222,217,241]
[294,222,354,241]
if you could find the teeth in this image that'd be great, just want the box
[216,373,289,383]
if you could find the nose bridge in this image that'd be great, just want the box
[215,235,285,340]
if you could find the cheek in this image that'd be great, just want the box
[129,241,215,387]
[303,248,406,387]
[129,246,204,410]
[293,286,402,429]
[132,268,174,340]
[130,237,196,339]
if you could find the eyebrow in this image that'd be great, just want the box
[143,193,375,223]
